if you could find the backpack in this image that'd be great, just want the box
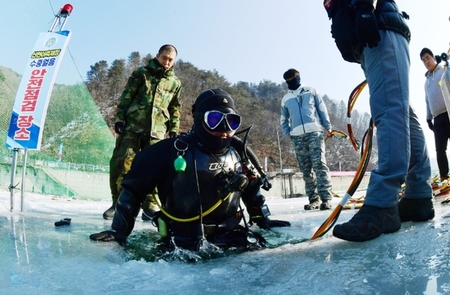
[323,0,361,63]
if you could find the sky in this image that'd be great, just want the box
[1,0,450,166]
[1,188,450,294]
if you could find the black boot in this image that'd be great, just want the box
[398,198,434,222]
[320,200,332,210]
[55,218,71,226]
[333,204,401,242]
[103,204,115,220]
[304,198,320,210]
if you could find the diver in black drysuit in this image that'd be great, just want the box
[90,88,290,251]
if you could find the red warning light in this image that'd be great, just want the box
[60,4,73,16]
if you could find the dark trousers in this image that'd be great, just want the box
[433,112,450,178]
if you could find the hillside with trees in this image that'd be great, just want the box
[85,51,376,172]
[0,66,114,165]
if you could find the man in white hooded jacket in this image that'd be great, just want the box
[280,68,333,211]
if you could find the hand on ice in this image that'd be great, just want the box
[90,230,127,246]
[251,217,291,229]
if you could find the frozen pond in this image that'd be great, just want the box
[1,189,450,294]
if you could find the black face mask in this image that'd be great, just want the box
[193,113,233,154]
[287,76,301,90]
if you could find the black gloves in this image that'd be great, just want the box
[427,120,434,131]
[354,2,380,48]
[250,217,291,230]
[89,230,127,246]
[269,219,291,227]
[248,204,290,229]
[114,122,124,134]
[169,132,177,138]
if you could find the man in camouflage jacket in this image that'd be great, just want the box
[103,44,182,221]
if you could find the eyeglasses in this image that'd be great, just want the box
[204,110,241,131]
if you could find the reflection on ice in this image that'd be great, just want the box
[9,215,30,265]
[1,192,450,294]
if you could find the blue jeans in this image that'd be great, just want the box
[361,30,432,207]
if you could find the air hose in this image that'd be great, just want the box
[231,134,272,191]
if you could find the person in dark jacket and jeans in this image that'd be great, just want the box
[325,0,435,242]
[280,68,334,211]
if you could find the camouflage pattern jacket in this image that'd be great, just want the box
[115,58,182,140]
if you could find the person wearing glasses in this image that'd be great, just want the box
[280,68,334,211]
[104,44,182,222]
[90,89,290,251]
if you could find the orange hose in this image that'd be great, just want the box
[311,81,372,240]
[347,81,367,151]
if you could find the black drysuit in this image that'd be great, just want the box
[112,133,268,250]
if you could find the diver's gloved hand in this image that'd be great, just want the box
[268,219,291,227]
[251,217,291,229]
[354,2,380,48]
[169,132,177,138]
[89,230,127,246]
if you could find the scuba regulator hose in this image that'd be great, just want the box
[153,128,269,230]
[232,127,272,191]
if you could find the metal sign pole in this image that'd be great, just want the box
[9,148,19,212]
[21,149,28,212]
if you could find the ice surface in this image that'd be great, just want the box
[1,189,450,295]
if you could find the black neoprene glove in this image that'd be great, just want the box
[89,230,127,246]
[354,2,380,48]
[427,120,434,131]
[114,122,124,134]
[250,217,291,230]
[169,132,177,138]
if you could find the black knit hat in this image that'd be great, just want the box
[283,68,300,81]
[192,89,235,115]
